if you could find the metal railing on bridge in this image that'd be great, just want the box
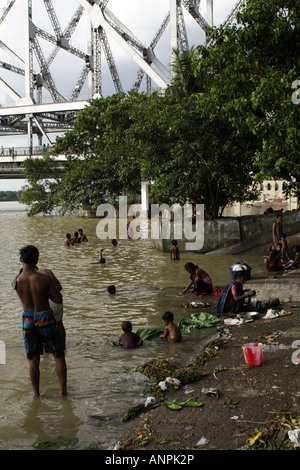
[0,145,52,158]
[0,145,67,179]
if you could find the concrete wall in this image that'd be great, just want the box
[153,208,300,254]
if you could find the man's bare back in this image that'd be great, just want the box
[17,268,62,312]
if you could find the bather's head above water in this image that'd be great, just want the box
[121,321,132,333]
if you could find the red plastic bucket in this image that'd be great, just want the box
[242,342,263,366]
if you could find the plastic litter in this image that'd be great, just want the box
[263,309,278,319]
[196,437,208,446]
[237,311,259,319]
[248,431,262,446]
[158,377,181,391]
[223,318,243,326]
[183,301,211,308]
[201,387,220,398]
[184,386,195,394]
[144,396,157,407]
[242,342,263,366]
[223,317,253,326]
[288,429,300,447]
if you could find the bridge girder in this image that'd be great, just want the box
[0,0,218,147]
[0,0,245,151]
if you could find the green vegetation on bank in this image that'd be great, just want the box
[20,0,300,218]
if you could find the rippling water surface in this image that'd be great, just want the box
[0,204,266,450]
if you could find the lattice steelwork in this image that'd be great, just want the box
[0,0,243,148]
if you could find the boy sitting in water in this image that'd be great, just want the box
[119,321,143,349]
[160,311,182,343]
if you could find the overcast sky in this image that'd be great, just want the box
[0,0,238,190]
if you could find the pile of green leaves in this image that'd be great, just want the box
[136,357,207,388]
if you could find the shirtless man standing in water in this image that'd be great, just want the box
[15,245,67,397]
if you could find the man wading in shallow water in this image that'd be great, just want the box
[15,245,67,397]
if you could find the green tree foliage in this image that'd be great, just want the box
[165,46,205,99]
[19,155,63,215]
[21,0,299,217]
[194,0,300,193]
[21,93,147,215]
[53,92,146,213]
[135,92,258,219]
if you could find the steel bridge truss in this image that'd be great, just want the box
[0,0,236,148]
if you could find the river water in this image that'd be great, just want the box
[0,203,266,450]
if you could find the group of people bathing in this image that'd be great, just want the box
[119,260,210,350]
[14,214,299,396]
[124,239,260,350]
[264,214,300,272]
[13,241,185,398]
[64,228,88,246]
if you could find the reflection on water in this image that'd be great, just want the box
[0,209,266,449]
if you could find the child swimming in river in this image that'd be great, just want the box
[90,248,106,264]
[160,311,182,343]
[119,321,143,349]
[170,239,180,260]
